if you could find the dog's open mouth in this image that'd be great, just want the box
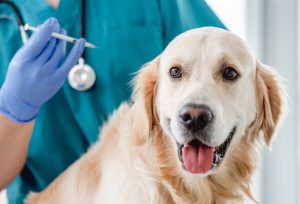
[177,127,236,174]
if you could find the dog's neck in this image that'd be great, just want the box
[151,126,259,204]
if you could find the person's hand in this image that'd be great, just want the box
[0,18,86,122]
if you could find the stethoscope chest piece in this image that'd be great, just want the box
[68,58,96,91]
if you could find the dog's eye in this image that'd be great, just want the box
[222,67,239,81]
[169,67,182,78]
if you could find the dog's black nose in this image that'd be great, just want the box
[179,104,213,132]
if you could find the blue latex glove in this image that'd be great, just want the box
[0,18,86,122]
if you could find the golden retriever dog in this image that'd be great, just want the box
[26,27,285,204]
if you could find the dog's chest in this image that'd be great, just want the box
[92,151,167,204]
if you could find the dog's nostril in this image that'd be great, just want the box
[199,110,213,123]
[179,104,213,131]
[181,113,193,124]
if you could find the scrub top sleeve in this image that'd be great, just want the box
[158,0,226,46]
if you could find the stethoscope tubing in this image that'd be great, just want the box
[0,0,29,43]
[0,0,25,26]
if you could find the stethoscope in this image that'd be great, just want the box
[0,0,96,91]
[68,0,96,91]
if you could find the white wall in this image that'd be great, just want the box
[206,0,247,40]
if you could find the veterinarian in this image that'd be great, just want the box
[0,0,225,203]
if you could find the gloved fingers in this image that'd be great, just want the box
[45,29,67,69]
[37,37,58,65]
[23,18,60,60]
[54,38,85,80]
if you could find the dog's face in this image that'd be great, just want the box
[150,28,281,175]
[133,27,284,177]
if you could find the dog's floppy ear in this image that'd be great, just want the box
[131,56,160,145]
[255,61,285,146]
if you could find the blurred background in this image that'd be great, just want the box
[0,0,299,203]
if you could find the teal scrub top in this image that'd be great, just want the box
[0,0,225,203]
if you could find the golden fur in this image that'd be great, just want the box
[25,28,285,204]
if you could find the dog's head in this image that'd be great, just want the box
[132,27,285,176]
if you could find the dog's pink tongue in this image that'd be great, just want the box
[182,143,214,174]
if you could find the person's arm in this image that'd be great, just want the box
[0,115,34,190]
[0,18,85,190]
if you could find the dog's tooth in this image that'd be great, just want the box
[213,154,216,163]
[215,153,222,163]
